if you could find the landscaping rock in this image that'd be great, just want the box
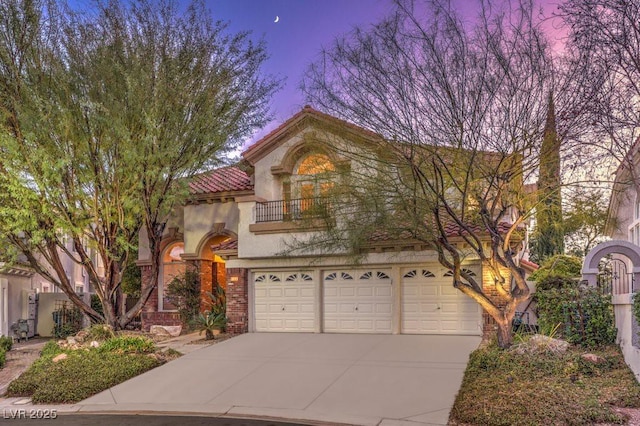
[66,336,77,345]
[89,340,100,348]
[581,353,606,364]
[513,334,569,355]
[75,329,89,343]
[52,353,67,363]
[150,325,182,337]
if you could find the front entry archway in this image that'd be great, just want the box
[196,235,229,312]
[582,240,640,292]
[583,240,640,382]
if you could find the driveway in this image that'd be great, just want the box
[79,333,480,426]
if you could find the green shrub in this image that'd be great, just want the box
[0,335,13,352]
[40,340,64,358]
[121,259,142,298]
[0,348,5,369]
[535,276,580,292]
[535,277,617,347]
[85,324,115,341]
[529,255,583,282]
[52,302,83,338]
[90,294,104,320]
[633,293,640,330]
[98,336,155,354]
[166,268,201,327]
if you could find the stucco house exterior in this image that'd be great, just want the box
[138,106,536,337]
[603,140,640,379]
[0,235,98,338]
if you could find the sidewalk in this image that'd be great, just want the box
[0,338,48,397]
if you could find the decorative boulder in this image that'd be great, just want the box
[513,335,570,355]
[52,353,68,363]
[150,325,182,337]
[581,353,606,364]
[75,329,89,343]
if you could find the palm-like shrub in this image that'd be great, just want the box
[193,284,227,340]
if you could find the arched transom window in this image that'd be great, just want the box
[291,153,335,199]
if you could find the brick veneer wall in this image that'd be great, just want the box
[140,265,157,312]
[481,262,511,340]
[196,260,212,312]
[141,311,182,328]
[226,268,248,335]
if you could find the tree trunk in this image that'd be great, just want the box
[496,320,513,349]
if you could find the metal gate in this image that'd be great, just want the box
[598,258,633,295]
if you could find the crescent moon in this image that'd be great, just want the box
[274,16,279,23]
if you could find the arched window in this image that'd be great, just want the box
[160,242,185,311]
[291,153,335,199]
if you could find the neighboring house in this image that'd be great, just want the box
[603,142,640,379]
[138,106,535,337]
[0,235,100,338]
[0,265,36,337]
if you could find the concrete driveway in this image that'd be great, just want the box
[79,333,480,426]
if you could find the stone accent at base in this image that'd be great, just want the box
[141,311,181,332]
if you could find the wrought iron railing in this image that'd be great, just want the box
[255,197,330,223]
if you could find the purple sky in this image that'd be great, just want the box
[210,0,564,148]
[210,0,394,146]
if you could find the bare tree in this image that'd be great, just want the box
[301,0,562,347]
[558,0,640,190]
[0,0,278,328]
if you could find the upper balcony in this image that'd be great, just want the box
[255,197,330,223]
[249,197,330,234]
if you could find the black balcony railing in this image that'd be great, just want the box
[256,197,329,223]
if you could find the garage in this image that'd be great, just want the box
[254,271,316,332]
[401,267,482,335]
[323,269,393,333]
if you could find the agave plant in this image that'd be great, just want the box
[193,311,227,340]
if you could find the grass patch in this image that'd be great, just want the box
[7,336,173,403]
[98,336,155,354]
[450,344,640,425]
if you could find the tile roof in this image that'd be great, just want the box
[189,166,252,195]
[442,222,515,237]
[368,222,518,242]
[211,239,238,252]
[520,259,539,271]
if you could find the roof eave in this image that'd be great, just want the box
[187,189,255,205]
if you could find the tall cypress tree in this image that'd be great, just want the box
[532,92,564,262]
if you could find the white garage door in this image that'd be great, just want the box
[402,268,481,335]
[254,272,316,332]
[323,270,393,333]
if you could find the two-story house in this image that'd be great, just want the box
[139,106,535,337]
